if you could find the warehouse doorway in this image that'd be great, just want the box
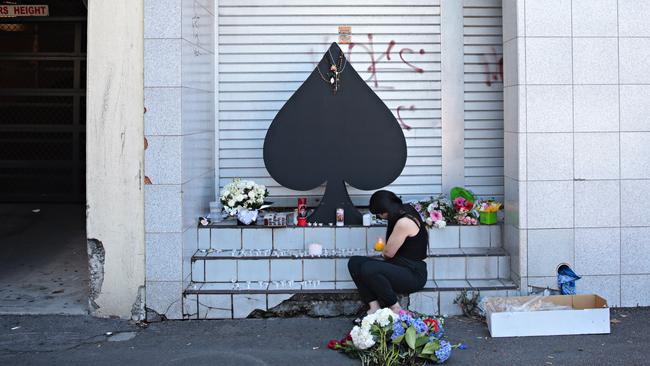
[0,0,88,314]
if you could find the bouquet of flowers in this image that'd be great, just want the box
[328,309,463,366]
[476,199,502,225]
[477,199,502,213]
[411,195,454,229]
[452,196,478,225]
[219,178,269,224]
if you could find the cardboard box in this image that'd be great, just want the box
[485,294,610,337]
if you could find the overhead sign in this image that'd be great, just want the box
[0,5,49,17]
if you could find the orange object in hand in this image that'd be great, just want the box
[374,237,385,252]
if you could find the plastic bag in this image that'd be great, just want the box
[557,264,581,295]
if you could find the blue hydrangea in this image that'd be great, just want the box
[391,321,405,340]
[413,318,428,334]
[435,340,452,363]
[399,312,413,325]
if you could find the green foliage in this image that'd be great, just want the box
[421,341,440,355]
[329,311,454,365]
[405,326,416,349]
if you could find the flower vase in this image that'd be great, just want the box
[236,208,258,226]
[479,211,497,225]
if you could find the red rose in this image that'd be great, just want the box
[340,333,352,344]
[327,339,340,350]
[423,318,439,332]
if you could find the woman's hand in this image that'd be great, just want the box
[383,217,420,258]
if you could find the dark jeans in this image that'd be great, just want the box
[347,255,427,307]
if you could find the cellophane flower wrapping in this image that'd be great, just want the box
[410,193,479,228]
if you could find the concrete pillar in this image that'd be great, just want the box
[86,0,145,318]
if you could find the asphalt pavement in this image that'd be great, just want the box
[0,307,647,366]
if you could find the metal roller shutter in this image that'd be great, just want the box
[217,0,442,205]
[462,0,504,200]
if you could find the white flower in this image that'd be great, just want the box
[248,191,255,199]
[227,199,235,207]
[425,217,433,226]
[374,308,396,327]
[427,203,435,212]
[350,325,375,350]
[361,313,377,330]
[434,220,446,229]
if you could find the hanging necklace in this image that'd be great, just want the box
[316,50,347,95]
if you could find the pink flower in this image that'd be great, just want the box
[453,197,466,207]
[430,210,443,222]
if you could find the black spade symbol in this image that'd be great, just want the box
[263,42,407,225]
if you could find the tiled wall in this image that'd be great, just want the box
[144,0,215,319]
[503,0,650,307]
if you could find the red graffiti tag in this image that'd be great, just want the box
[346,34,426,88]
[311,34,427,130]
[481,47,504,86]
[396,105,415,130]
[399,48,425,73]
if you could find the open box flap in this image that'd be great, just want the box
[483,294,608,313]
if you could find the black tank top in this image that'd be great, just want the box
[385,204,428,261]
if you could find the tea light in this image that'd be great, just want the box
[308,243,323,256]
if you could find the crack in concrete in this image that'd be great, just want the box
[131,286,146,321]
[195,299,229,319]
[86,239,105,312]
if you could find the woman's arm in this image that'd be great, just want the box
[382,217,420,259]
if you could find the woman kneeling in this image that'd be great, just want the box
[348,190,428,317]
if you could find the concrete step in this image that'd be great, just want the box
[191,247,510,283]
[187,225,512,319]
[182,279,518,319]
